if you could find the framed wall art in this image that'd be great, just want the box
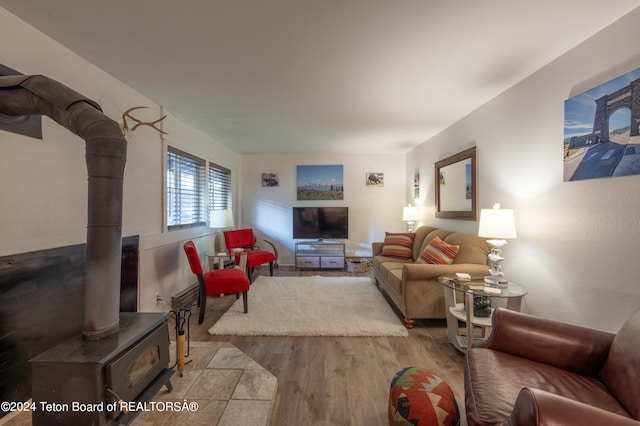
[366,172,384,187]
[261,173,279,187]
[296,165,344,200]
[564,66,640,181]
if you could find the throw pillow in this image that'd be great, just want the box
[416,237,459,265]
[380,232,415,260]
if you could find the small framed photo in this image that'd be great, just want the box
[366,172,384,187]
[261,173,279,187]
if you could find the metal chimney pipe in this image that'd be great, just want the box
[0,75,127,340]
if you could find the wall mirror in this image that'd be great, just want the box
[435,146,477,220]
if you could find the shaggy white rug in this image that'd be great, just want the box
[208,275,408,337]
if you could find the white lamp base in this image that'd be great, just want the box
[486,239,507,283]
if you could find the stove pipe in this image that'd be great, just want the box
[0,75,127,340]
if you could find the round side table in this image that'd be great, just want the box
[438,276,527,352]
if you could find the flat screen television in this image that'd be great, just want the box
[292,207,349,239]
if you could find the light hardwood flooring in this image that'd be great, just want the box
[173,265,467,426]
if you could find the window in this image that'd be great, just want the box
[208,163,232,216]
[166,146,206,229]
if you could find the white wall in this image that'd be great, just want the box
[0,8,241,312]
[407,7,640,332]
[0,7,159,256]
[240,153,406,265]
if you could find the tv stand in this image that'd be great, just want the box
[295,240,345,270]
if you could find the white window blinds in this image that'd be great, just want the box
[167,147,207,229]
[209,163,231,215]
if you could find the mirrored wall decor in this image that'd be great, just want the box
[435,146,477,220]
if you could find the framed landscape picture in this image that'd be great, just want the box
[296,165,344,200]
[564,66,640,181]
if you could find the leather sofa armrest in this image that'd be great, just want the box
[505,388,640,426]
[478,308,616,376]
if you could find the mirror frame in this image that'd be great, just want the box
[435,146,478,220]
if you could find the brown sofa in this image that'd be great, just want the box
[465,308,640,426]
[372,226,490,328]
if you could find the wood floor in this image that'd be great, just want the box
[174,265,467,426]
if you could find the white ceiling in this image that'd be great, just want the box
[2,1,639,154]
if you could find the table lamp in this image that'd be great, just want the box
[209,209,234,253]
[402,204,419,232]
[478,203,516,285]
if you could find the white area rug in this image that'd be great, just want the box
[208,275,408,337]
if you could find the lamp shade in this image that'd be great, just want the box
[402,205,419,222]
[209,209,234,228]
[478,205,516,239]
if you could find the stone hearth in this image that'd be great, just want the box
[2,342,277,426]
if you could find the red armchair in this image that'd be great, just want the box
[183,241,250,325]
[223,228,276,282]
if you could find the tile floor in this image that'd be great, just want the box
[1,341,277,426]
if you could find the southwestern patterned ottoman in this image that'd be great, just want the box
[388,366,460,426]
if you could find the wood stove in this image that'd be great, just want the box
[1,75,173,425]
[30,313,173,426]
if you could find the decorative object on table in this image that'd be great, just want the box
[296,164,343,200]
[455,272,471,281]
[261,172,279,187]
[366,172,384,187]
[478,203,517,286]
[564,66,640,182]
[209,209,235,253]
[464,294,492,317]
[435,146,478,220]
[402,204,419,232]
[388,366,460,426]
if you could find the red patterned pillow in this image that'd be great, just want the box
[380,232,415,260]
[416,237,459,265]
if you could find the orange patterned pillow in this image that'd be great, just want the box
[380,232,415,259]
[416,236,459,265]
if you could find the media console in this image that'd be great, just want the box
[295,240,345,270]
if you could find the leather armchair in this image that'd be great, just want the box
[464,308,640,426]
